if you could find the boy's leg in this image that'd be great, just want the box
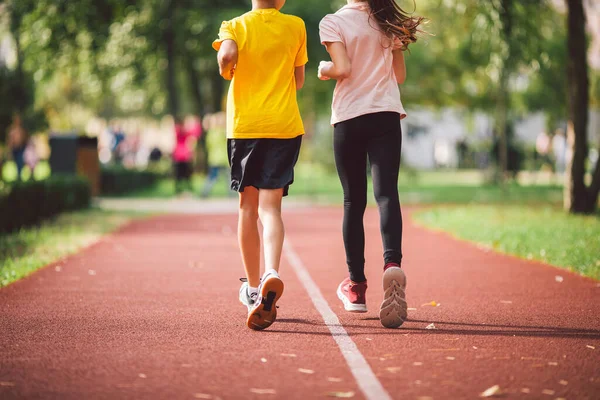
[258,188,285,273]
[238,186,261,288]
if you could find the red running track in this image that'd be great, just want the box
[0,207,598,400]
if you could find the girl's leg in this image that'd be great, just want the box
[334,120,368,283]
[238,186,261,287]
[366,113,403,266]
[258,188,285,273]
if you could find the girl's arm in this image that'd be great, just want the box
[392,49,406,84]
[318,42,352,81]
[217,39,238,80]
[295,66,306,90]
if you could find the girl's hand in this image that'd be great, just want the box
[318,61,333,81]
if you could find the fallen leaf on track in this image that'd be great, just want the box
[386,367,402,373]
[500,300,512,304]
[138,373,147,379]
[408,308,417,311]
[425,323,436,330]
[260,358,267,363]
[548,362,558,366]
[193,394,213,399]
[0,382,15,387]
[421,301,439,307]
[586,345,595,350]
[446,356,456,360]
[559,380,568,386]
[280,353,296,357]
[88,269,96,276]
[327,377,342,382]
[542,389,555,395]
[326,391,355,398]
[480,385,502,397]
[413,362,423,366]
[521,388,531,393]
[555,275,564,283]
[250,389,276,395]
[298,368,314,374]
[55,266,62,272]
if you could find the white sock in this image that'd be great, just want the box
[248,286,258,298]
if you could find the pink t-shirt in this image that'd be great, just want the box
[319,3,407,125]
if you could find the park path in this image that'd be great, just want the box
[0,206,599,400]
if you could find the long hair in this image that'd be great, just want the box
[366,0,426,50]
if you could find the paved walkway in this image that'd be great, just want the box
[1,207,598,399]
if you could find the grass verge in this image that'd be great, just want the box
[0,209,139,287]
[413,205,600,280]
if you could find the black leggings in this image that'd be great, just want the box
[334,112,403,283]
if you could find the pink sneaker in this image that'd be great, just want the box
[337,277,368,313]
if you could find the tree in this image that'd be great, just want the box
[564,0,600,214]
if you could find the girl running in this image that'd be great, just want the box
[318,0,424,328]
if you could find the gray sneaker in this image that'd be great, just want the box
[379,266,408,328]
[239,281,257,311]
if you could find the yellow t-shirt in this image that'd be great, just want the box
[212,9,308,139]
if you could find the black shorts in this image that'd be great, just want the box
[228,135,302,197]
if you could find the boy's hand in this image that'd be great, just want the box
[318,61,332,81]
[225,66,236,80]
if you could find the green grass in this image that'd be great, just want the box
[414,205,600,279]
[0,209,139,287]
[118,164,564,206]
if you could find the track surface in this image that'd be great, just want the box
[1,207,599,399]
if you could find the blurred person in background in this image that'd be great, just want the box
[201,111,230,198]
[552,128,567,176]
[173,116,194,194]
[536,130,552,170]
[6,113,27,181]
[23,135,39,180]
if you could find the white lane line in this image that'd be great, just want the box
[283,240,392,400]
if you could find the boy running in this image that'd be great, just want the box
[213,0,308,330]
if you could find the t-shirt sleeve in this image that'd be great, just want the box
[212,20,236,51]
[295,20,309,67]
[319,15,343,45]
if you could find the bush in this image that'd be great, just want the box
[0,176,91,234]
[100,166,163,196]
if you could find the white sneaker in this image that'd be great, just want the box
[246,270,284,331]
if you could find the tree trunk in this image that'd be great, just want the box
[184,55,204,116]
[564,0,594,213]
[184,55,208,173]
[495,0,513,184]
[210,72,225,113]
[164,0,179,118]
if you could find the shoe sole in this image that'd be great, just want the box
[247,276,284,331]
[379,267,407,328]
[336,285,368,313]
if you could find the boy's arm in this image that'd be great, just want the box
[217,39,238,81]
[294,66,305,90]
[318,42,351,81]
